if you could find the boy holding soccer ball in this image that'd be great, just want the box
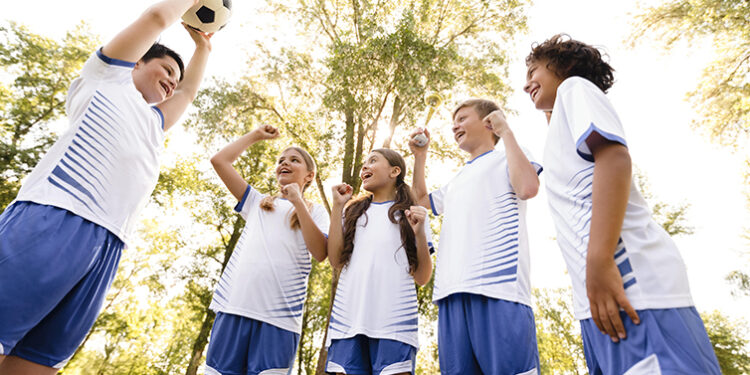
[0,0,213,373]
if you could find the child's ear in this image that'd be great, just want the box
[390,166,401,179]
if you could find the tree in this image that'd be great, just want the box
[632,0,749,150]
[632,1,750,298]
[633,168,693,236]
[702,311,750,375]
[533,288,587,375]
[0,22,98,209]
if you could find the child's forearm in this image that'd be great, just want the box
[175,44,210,100]
[212,132,261,165]
[413,232,433,286]
[210,132,260,200]
[327,204,346,268]
[501,130,539,200]
[412,155,431,209]
[161,45,210,130]
[587,144,630,264]
[294,201,328,262]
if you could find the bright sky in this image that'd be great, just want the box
[4,0,749,323]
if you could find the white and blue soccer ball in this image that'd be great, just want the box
[182,0,232,33]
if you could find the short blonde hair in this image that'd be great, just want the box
[452,99,500,144]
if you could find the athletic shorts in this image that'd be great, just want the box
[0,201,123,368]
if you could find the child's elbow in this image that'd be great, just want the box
[517,183,539,200]
[142,6,171,30]
[209,153,224,167]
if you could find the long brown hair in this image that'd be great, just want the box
[260,146,315,229]
[339,149,419,274]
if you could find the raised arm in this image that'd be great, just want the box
[327,184,353,269]
[101,0,199,62]
[158,24,212,130]
[484,110,539,200]
[408,128,432,209]
[210,125,279,200]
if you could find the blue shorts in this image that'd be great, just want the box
[205,312,299,375]
[437,293,539,375]
[326,335,416,375]
[580,307,721,374]
[0,201,123,368]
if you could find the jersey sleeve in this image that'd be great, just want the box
[311,204,331,238]
[520,146,543,175]
[80,48,137,83]
[234,185,264,220]
[558,77,628,162]
[428,184,448,216]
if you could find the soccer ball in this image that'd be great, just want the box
[182,0,232,33]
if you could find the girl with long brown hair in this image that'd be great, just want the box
[325,148,433,375]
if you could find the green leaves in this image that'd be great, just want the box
[0,21,98,209]
[632,0,750,149]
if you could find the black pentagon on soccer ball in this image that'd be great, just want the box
[223,0,232,10]
[196,6,215,23]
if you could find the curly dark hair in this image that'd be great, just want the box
[526,34,615,92]
[338,149,419,274]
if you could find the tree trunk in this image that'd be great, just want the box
[184,217,244,375]
[381,96,403,149]
[185,310,217,375]
[342,104,357,185]
[315,267,341,375]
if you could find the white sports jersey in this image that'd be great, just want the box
[544,76,694,320]
[327,201,434,349]
[15,50,165,246]
[430,148,542,306]
[209,185,330,334]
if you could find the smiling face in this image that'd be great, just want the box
[451,106,493,154]
[132,56,180,104]
[360,151,401,194]
[276,148,314,190]
[523,59,564,112]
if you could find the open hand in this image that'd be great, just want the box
[586,256,640,342]
[182,22,213,52]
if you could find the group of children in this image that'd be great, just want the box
[0,0,723,374]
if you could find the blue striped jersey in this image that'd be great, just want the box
[209,185,330,334]
[327,201,433,349]
[430,148,542,306]
[544,77,694,320]
[14,49,165,246]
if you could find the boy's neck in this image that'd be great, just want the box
[467,143,495,161]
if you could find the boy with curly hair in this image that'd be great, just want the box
[524,34,720,374]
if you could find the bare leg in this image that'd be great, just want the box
[0,354,5,366]
[0,356,58,375]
